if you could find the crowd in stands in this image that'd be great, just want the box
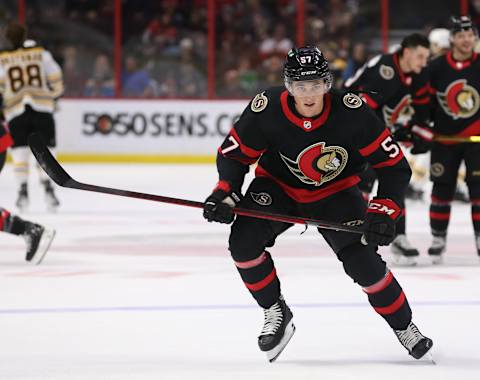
[1,0,467,98]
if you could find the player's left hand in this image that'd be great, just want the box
[362,198,401,246]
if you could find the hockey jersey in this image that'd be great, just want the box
[216,87,411,204]
[344,52,430,128]
[428,51,480,138]
[0,45,64,122]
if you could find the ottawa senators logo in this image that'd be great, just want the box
[280,143,348,186]
[382,94,414,127]
[437,79,480,119]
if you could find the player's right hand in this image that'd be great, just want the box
[203,182,242,224]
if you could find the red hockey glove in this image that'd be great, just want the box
[362,198,401,246]
[203,181,242,224]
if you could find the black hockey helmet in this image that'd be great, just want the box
[284,46,333,94]
[450,15,477,35]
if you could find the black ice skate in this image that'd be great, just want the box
[453,187,469,203]
[394,321,433,359]
[391,234,419,266]
[428,235,446,264]
[258,295,295,362]
[16,183,29,212]
[23,222,56,264]
[42,180,60,212]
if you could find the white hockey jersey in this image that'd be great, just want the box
[0,45,64,122]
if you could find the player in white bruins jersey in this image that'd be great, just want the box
[0,22,64,212]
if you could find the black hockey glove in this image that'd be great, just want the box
[391,124,411,142]
[362,198,401,246]
[203,181,242,224]
[410,124,434,154]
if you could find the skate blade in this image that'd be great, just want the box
[266,321,295,363]
[391,254,417,267]
[425,351,436,364]
[30,229,56,265]
[430,255,444,265]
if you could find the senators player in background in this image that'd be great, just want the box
[0,22,64,212]
[0,119,55,264]
[427,16,480,263]
[344,33,433,265]
[203,47,432,362]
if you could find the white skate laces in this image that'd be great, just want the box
[259,302,284,336]
[395,322,424,352]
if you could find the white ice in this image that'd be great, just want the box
[0,162,479,380]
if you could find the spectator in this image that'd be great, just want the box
[342,42,368,82]
[122,55,157,97]
[84,53,115,97]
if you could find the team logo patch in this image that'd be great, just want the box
[251,92,268,113]
[280,143,348,186]
[303,120,312,129]
[343,93,363,109]
[379,64,395,80]
[431,163,445,177]
[437,79,480,119]
[382,94,414,126]
[250,192,272,206]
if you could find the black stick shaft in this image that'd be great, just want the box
[28,133,364,234]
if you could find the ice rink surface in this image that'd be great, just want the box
[0,162,479,380]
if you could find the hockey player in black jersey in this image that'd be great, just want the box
[203,47,433,362]
[427,16,480,263]
[344,33,433,265]
[0,121,55,264]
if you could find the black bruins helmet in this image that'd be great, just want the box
[284,46,333,92]
[450,15,477,35]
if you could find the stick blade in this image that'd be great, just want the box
[28,133,72,186]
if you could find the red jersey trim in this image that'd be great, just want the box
[280,90,331,131]
[229,128,266,158]
[412,96,430,105]
[359,128,391,157]
[255,165,360,203]
[360,93,379,109]
[393,53,411,86]
[214,180,231,193]
[415,84,430,96]
[0,133,13,153]
[371,151,404,169]
[446,51,478,71]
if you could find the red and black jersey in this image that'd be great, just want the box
[344,52,430,128]
[216,86,411,205]
[428,51,480,139]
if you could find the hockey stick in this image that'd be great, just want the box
[27,134,364,234]
[434,135,480,143]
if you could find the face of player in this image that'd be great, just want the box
[404,46,430,74]
[451,29,477,57]
[290,79,328,117]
